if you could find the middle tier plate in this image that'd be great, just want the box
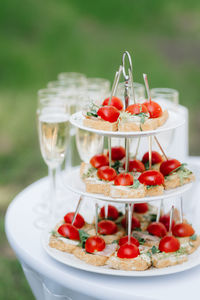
[61,167,193,203]
[70,110,185,137]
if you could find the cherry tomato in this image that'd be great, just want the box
[118,236,140,247]
[107,146,125,161]
[97,106,120,123]
[147,222,167,237]
[123,159,145,173]
[58,224,80,240]
[90,154,109,169]
[85,236,105,253]
[143,101,162,118]
[125,103,148,115]
[159,236,180,253]
[98,220,118,235]
[172,223,195,237]
[121,216,140,230]
[102,96,123,111]
[117,243,140,259]
[100,205,119,220]
[114,173,133,186]
[133,203,148,214]
[159,214,175,231]
[138,170,164,186]
[64,212,85,229]
[142,151,163,165]
[160,159,181,176]
[97,166,117,181]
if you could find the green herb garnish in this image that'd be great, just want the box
[129,179,140,189]
[51,230,61,238]
[146,185,158,190]
[137,112,148,124]
[151,246,160,254]
[82,167,96,179]
[78,230,90,249]
[111,160,121,173]
[190,234,197,241]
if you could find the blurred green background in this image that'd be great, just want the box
[0,0,200,298]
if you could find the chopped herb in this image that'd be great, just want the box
[51,230,61,238]
[144,162,149,170]
[149,213,157,222]
[82,167,96,179]
[78,230,90,249]
[175,247,187,255]
[111,160,121,173]
[168,163,187,175]
[151,246,160,254]
[134,227,142,232]
[137,237,146,245]
[146,185,158,190]
[87,111,98,117]
[129,180,140,189]
[137,113,148,124]
[112,240,118,244]
[190,234,197,241]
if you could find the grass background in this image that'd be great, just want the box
[1,0,200,298]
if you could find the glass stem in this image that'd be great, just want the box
[49,167,57,223]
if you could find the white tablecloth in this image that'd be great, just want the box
[5,157,200,300]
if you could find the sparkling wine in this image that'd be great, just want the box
[38,113,70,169]
[76,129,104,162]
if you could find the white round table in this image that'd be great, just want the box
[5,157,200,300]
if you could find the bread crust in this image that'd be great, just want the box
[85,179,111,195]
[178,236,200,254]
[145,185,164,196]
[73,247,108,266]
[83,117,118,131]
[164,172,195,190]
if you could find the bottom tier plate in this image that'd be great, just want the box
[61,166,193,203]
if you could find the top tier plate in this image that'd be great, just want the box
[70,110,185,137]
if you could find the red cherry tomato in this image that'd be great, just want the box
[121,216,140,230]
[114,173,133,186]
[107,146,125,161]
[123,159,145,173]
[118,236,140,247]
[97,106,120,123]
[159,236,180,253]
[98,220,118,235]
[64,212,85,229]
[160,159,181,176]
[142,151,163,165]
[159,214,175,231]
[117,243,140,259]
[85,236,105,253]
[100,205,119,220]
[97,166,117,181]
[90,154,109,169]
[138,170,164,186]
[125,104,148,115]
[102,96,123,111]
[143,101,162,118]
[172,223,195,237]
[147,222,167,237]
[58,224,80,240]
[134,203,148,214]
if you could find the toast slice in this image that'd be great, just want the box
[106,250,151,271]
[49,235,79,254]
[152,250,188,268]
[73,243,117,266]
[178,235,200,254]
[118,110,168,132]
[83,116,118,131]
[80,162,97,180]
[109,182,146,199]
[164,168,195,190]
[132,230,160,248]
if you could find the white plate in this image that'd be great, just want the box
[70,110,185,137]
[41,227,200,277]
[61,167,193,203]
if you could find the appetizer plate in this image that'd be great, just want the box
[70,110,185,138]
[61,167,193,204]
[41,228,200,277]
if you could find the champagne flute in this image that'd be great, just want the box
[36,96,70,228]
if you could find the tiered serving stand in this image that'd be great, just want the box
[43,51,197,276]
